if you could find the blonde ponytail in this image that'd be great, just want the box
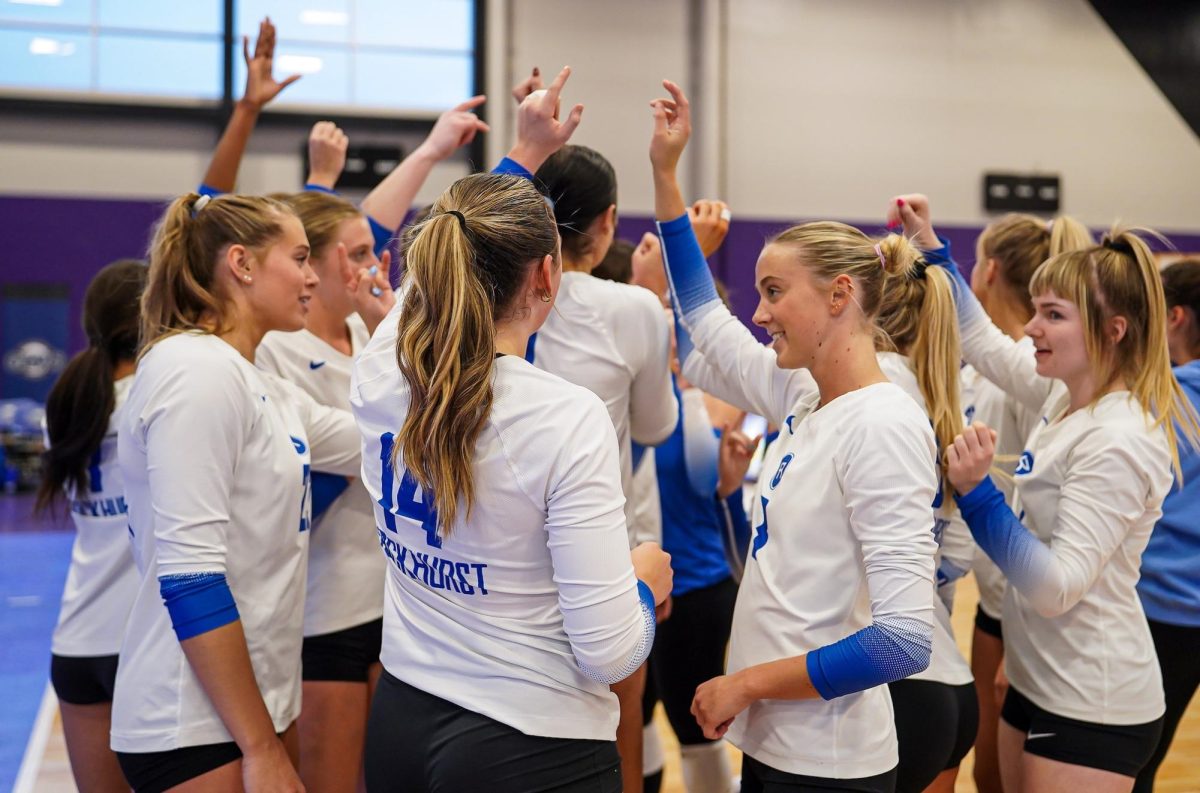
[395,173,558,536]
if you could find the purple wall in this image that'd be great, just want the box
[2,194,1198,368]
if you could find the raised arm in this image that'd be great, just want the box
[305,121,349,191]
[200,18,300,195]
[359,96,490,243]
[650,81,815,425]
[891,194,1054,414]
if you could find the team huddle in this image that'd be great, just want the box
[34,19,1200,793]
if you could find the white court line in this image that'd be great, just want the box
[13,683,57,793]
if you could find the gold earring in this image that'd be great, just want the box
[540,291,552,303]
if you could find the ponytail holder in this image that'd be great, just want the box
[191,194,211,218]
[1046,219,1055,233]
[909,260,929,281]
[874,243,886,269]
[445,209,469,233]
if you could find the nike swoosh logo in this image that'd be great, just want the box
[1026,732,1056,740]
[309,361,326,370]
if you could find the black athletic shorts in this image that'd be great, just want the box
[302,617,383,682]
[1001,685,1163,778]
[974,605,1003,641]
[50,653,119,705]
[117,741,244,793]
[365,670,622,792]
[741,754,897,793]
[889,679,979,792]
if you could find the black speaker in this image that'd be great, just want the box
[302,144,404,190]
[983,173,1061,213]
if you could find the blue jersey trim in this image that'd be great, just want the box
[367,215,394,258]
[492,156,534,180]
[159,572,239,641]
[303,183,338,195]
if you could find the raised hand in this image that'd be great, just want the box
[689,199,731,258]
[946,421,999,495]
[510,67,544,105]
[507,66,584,174]
[630,542,673,606]
[649,79,691,176]
[242,17,300,111]
[306,121,348,189]
[630,232,666,298]
[886,193,939,250]
[717,413,760,499]
[348,247,396,336]
[416,96,490,162]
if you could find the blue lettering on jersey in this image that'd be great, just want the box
[751,495,769,559]
[770,453,794,490]
[290,436,311,531]
[785,415,797,435]
[378,529,488,595]
[378,432,441,548]
[309,360,326,370]
[965,404,976,423]
[1015,451,1034,476]
[88,449,103,493]
[71,496,128,518]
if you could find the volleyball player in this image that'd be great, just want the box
[950,212,1092,793]
[111,193,366,793]
[1134,258,1200,793]
[352,73,674,791]
[651,81,938,792]
[37,260,146,793]
[255,104,482,793]
[895,195,1200,790]
[509,70,678,793]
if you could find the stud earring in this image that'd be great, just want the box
[243,275,252,283]
[540,291,552,303]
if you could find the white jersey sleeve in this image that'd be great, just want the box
[681,305,816,428]
[616,290,677,446]
[277,378,360,477]
[138,340,254,578]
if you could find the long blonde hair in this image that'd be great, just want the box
[396,173,558,535]
[877,263,963,500]
[1030,227,1200,478]
[141,192,292,351]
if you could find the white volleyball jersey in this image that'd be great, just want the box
[51,376,139,657]
[959,306,1171,724]
[352,301,652,741]
[532,271,677,546]
[112,332,359,752]
[681,307,938,779]
[960,338,1041,619]
[629,447,662,547]
[877,353,973,687]
[257,315,384,636]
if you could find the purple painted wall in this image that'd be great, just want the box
[2,194,1199,373]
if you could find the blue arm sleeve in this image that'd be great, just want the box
[367,215,395,258]
[717,489,751,582]
[805,616,933,700]
[956,476,1048,597]
[197,183,222,198]
[576,580,657,685]
[492,157,534,180]
[159,572,239,641]
[922,236,993,329]
[303,183,338,195]
[658,213,721,320]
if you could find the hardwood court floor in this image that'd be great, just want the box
[26,576,1200,791]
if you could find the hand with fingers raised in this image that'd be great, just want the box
[416,96,491,162]
[510,66,544,105]
[718,413,760,499]
[507,66,584,175]
[886,193,940,250]
[348,246,396,337]
[241,17,301,111]
[688,199,731,258]
[649,79,691,220]
[307,121,349,190]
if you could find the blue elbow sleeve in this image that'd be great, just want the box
[957,477,1047,594]
[658,214,720,318]
[310,472,351,524]
[576,580,657,685]
[806,617,932,700]
[367,215,395,258]
[159,572,239,641]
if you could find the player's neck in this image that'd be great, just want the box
[305,298,353,356]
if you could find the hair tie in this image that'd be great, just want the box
[874,243,886,269]
[191,194,211,218]
[445,209,469,233]
[1046,219,1055,234]
[909,260,929,281]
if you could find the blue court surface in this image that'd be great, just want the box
[0,518,72,791]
